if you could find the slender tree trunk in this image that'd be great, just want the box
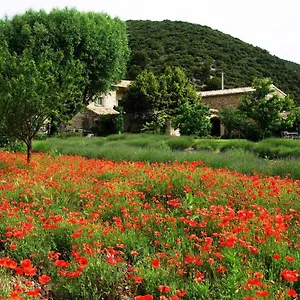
[26,139,32,163]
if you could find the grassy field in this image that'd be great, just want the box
[33,134,300,179]
[0,152,299,299]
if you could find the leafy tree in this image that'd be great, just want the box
[0,8,129,161]
[122,70,161,123]
[0,44,84,162]
[238,78,294,139]
[0,8,129,105]
[219,107,243,138]
[159,66,199,118]
[123,67,209,135]
[174,102,211,136]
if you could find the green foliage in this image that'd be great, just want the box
[1,9,129,104]
[174,102,211,136]
[114,106,125,134]
[126,20,300,105]
[0,9,129,161]
[238,78,295,139]
[219,107,242,138]
[123,67,203,132]
[0,43,84,162]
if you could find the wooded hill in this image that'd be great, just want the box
[126,20,300,105]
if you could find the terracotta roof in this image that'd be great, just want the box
[199,87,255,97]
[87,102,119,115]
[113,80,132,88]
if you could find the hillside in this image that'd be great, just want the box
[126,20,300,105]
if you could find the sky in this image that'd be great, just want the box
[1,0,300,64]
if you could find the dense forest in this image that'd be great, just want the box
[126,20,300,105]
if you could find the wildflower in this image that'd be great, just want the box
[281,269,299,282]
[151,259,160,268]
[272,253,280,260]
[135,295,153,300]
[287,289,298,297]
[39,275,51,285]
[158,285,171,293]
[255,290,269,297]
[285,256,295,262]
[27,287,40,297]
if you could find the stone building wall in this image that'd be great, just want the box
[201,93,242,111]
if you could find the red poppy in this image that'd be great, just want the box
[39,275,51,285]
[158,285,171,293]
[287,289,298,297]
[151,259,160,268]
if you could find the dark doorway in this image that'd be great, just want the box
[210,117,221,136]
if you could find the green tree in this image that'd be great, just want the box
[159,66,199,118]
[174,102,211,136]
[219,107,242,138]
[0,44,84,162]
[123,67,209,135]
[122,70,161,123]
[0,8,129,105]
[238,78,294,139]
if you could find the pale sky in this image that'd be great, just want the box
[1,0,300,64]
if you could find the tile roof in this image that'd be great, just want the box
[87,102,119,115]
[199,87,255,97]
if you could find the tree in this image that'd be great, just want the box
[219,107,243,138]
[0,9,129,161]
[122,70,161,123]
[0,44,84,163]
[174,102,211,136]
[0,8,129,105]
[159,66,199,118]
[238,78,294,139]
[123,67,210,135]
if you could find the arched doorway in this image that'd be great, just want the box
[210,117,221,136]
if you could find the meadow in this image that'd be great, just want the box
[0,151,299,299]
[33,134,300,179]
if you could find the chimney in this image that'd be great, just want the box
[221,72,224,90]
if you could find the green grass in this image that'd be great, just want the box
[33,134,300,178]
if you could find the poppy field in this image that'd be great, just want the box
[0,152,299,300]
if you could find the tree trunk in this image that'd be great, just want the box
[26,139,32,163]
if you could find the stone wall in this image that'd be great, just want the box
[65,109,100,132]
[201,93,242,111]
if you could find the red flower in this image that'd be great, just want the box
[281,269,299,282]
[27,287,40,297]
[78,257,88,266]
[54,260,70,268]
[158,285,171,293]
[255,290,269,297]
[287,289,298,297]
[20,259,33,268]
[272,253,280,260]
[135,295,153,300]
[151,259,160,268]
[39,275,51,285]
[176,289,187,297]
[285,256,295,262]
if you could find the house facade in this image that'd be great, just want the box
[199,85,287,136]
[65,80,131,133]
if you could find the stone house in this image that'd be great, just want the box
[65,80,131,133]
[199,85,287,136]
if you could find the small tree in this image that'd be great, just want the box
[123,67,203,133]
[238,78,294,139]
[0,45,84,162]
[174,102,211,136]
